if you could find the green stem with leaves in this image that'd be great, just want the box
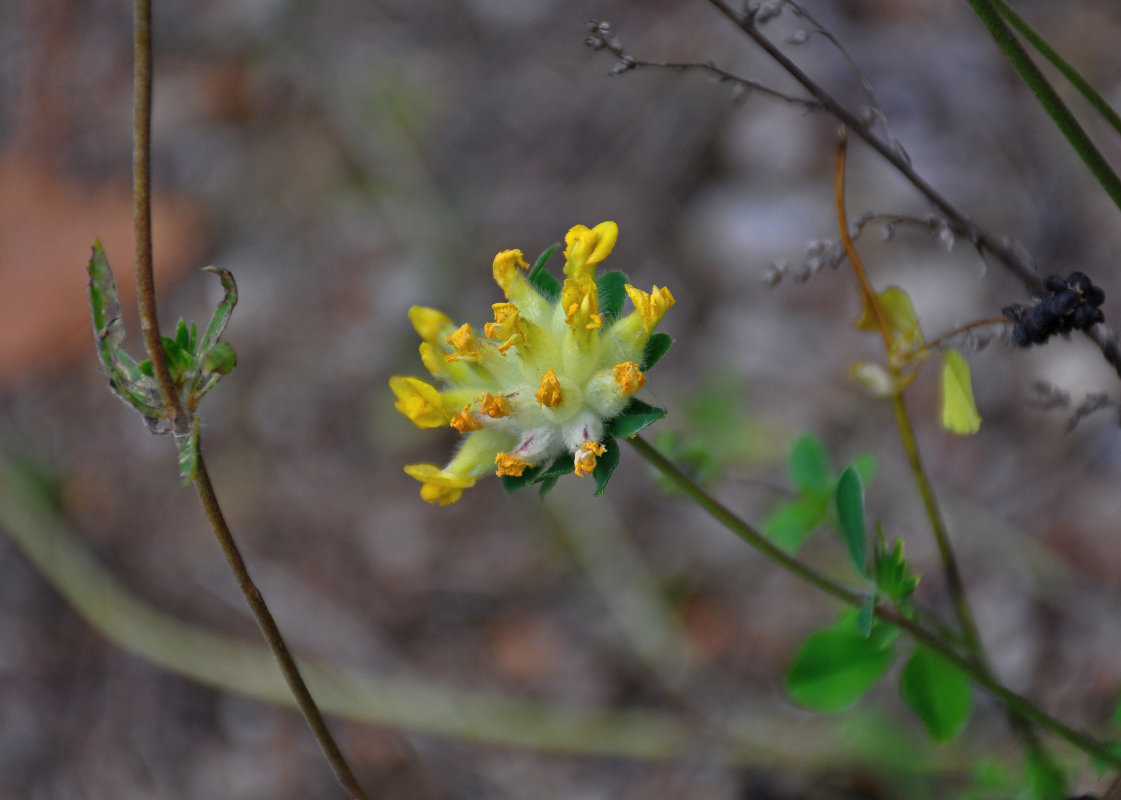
[130,2,368,797]
[626,435,1120,769]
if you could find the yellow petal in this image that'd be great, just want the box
[564,221,618,278]
[390,376,450,428]
[408,306,454,343]
[624,284,675,333]
[493,249,530,294]
[940,349,981,435]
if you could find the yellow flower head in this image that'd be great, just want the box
[390,222,673,505]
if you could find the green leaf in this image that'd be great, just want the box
[597,271,628,322]
[940,349,982,435]
[640,332,674,371]
[856,596,876,638]
[201,341,237,377]
[527,244,561,300]
[836,466,868,577]
[763,495,829,553]
[86,240,165,422]
[1023,750,1067,800]
[175,318,192,352]
[592,436,620,496]
[852,454,878,486]
[789,435,831,496]
[177,418,200,484]
[607,398,666,439]
[900,646,972,742]
[199,267,238,355]
[787,614,897,712]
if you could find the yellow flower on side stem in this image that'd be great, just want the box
[389,221,674,505]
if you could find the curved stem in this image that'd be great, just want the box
[626,435,1121,768]
[131,3,368,796]
[192,450,370,799]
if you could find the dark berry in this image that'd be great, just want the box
[1067,271,1092,292]
[1086,285,1106,307]
[1002,303,1024,321]
[1045,275,1067,293]
[1057,316,1074,334]
[1011,323,1031,347]
[1072,305,1098,330]
[1045,291,1080,317]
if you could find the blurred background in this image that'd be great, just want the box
[4,1,1121,797]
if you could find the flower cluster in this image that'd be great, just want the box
[391,221,674,505]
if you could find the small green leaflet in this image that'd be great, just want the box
[835,466,868,577]
[787,612,897,713]
[900,646,972,742]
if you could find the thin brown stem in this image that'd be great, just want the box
[193,453,370,799]
[132,0,186,434]
[131,3,368,796]
[921,317,1010,353]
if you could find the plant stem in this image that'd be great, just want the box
[888,393,985,663]
[991,0,1121,140]
[963,0,1121,214]
[132,0,186,434]
[627,435,1121,768]
[131,3,368,796]
[192,453,370,799]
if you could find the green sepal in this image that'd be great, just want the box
[640,332,674,371]
[177,418,201,484]
[597,271,628,322]
[900,646,972,742]
[607,398,667,438]
[787,611,898,713]
[873,525,920,604]
[592,436,621,496]
[501,461,549,493]
[836,466,868,577]
[527,244,561,300]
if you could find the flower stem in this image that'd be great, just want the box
[626,435,1121,768]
